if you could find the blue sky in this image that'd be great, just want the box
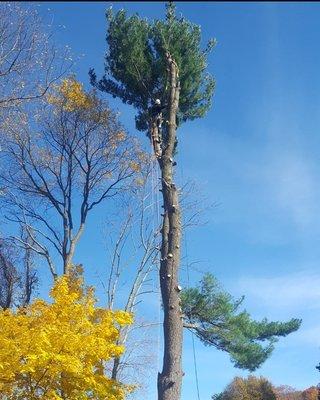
[35,2,320,399]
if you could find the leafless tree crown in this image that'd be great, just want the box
[0,85,148,277]
[0,2,71,110]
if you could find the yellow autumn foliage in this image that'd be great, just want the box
[129,161,141,173]
[47,77,94,111]
[0,268,133,399]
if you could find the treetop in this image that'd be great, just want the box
[90,1,216,134]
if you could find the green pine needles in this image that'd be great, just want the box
[89,2,215,137]
[181,274,301,371]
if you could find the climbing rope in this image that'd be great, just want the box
[185,236,201,400]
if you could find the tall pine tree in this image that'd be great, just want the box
[90,3,301,399]
[90,4,214,399]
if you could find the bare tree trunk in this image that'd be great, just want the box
[22,229,38,306]
[64,247,74,275]
[63,224,85,275]
[156,53,183,400]
[111,356,121,380]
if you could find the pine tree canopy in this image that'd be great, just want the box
[181,274,301,371]
[89,2,215,135]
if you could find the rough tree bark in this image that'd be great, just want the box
[152,52,183,400]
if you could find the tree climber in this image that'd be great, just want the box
[149,98,167,158]
[151,98,166,129]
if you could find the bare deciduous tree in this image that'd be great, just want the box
[0,2,70,111]
[0,234,37,309]
[0,238,18,309]
[0,80,147,277]
[100,162,161,394]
